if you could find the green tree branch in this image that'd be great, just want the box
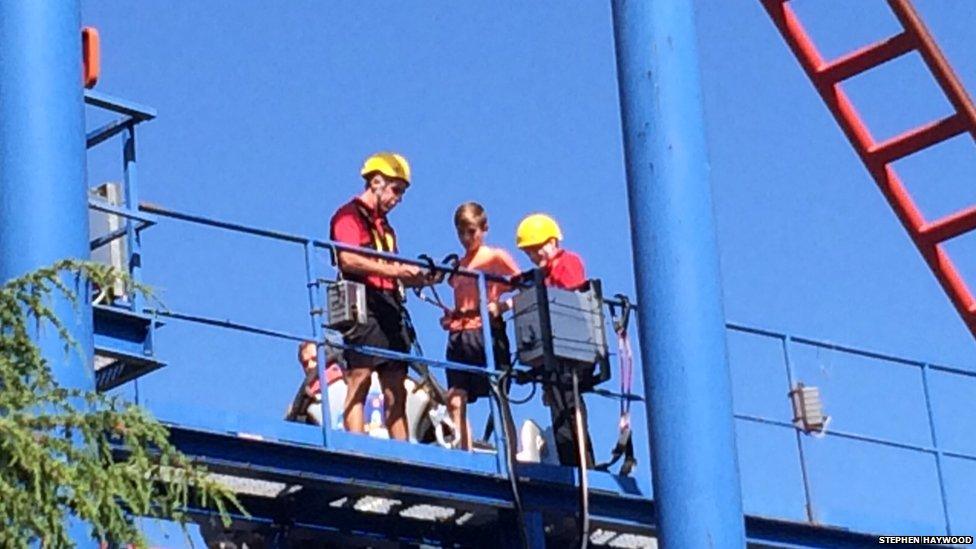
[0,259,244,548]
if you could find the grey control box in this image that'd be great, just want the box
[513,282,608,367]
[326,280,367,332]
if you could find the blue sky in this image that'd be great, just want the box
[81,1,976,541]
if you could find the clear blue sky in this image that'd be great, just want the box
[81,1,976,541]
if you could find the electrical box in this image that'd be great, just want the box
[89,182,127,302]
[512,280,608,368]
[326,280,367,332]
[790,383,827,433]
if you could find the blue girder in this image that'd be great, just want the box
[92,304,165,391]
[157,424,907,548]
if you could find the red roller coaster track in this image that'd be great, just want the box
[761,0,976,340]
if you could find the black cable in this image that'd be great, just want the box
[573,369,590,549]
[398,303,448,405]
[498,367,537,405]
[489,377,531,549]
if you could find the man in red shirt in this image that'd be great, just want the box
[516,213,595,466]
[330,152,425,441]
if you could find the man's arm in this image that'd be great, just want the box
[332,211,424,283]
[336,250,418,280]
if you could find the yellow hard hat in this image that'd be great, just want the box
[516,213,563,249]
[361,152,411,185]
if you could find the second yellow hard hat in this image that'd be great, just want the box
[516,213,563,249]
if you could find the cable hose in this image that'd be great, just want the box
[483,367,536,447]
[499,366,537,405]
[398,303,450,405]
[489,378,531,548]
[573,369,590,549]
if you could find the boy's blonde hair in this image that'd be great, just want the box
[454,202,488,230]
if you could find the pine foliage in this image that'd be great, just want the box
[0,260,242,548]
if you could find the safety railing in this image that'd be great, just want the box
[133,202,643,478]
[85,89,157,312]
[84,91,644,486]
[727,322,976,535]
[85,91,975,536]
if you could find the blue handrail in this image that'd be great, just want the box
[85,91,976,536]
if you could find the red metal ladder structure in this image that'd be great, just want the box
[761,0,976,339]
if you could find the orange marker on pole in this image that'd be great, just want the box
[82,26,99,88]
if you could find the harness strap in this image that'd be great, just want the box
[596,295,637,476]
[594,420,636,475]
[355,201,397,254]
[414,254,453,312]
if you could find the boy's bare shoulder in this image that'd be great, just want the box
[486,245,521,274]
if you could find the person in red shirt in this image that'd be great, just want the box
[329,152,426,441]
[515,213,595,467]
[441,202,521,450]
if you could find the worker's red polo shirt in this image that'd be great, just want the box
[330,198,397,291]
[545,249,586,290]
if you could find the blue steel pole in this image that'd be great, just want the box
[122,125,151,407]
[122,126,145,313]
[782,335,816,523]
[610,2,746,548]
[303,242,332,447]
[920,363,952,535]
[0,1,95,391]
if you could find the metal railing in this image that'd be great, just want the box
[134,201,642,476]
[83,90,642,475]
[85,91,975,536]
[727,322,976,535]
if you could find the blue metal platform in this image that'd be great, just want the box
[82,91,976,547]
[93,304,165,391]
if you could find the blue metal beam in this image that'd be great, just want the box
[89,197,158,226]
[86,115,135,149]
[156,425,901,547]
[147,305,643,403]
[84,89,157,120]
[90,227,130,251]
[0,1,94,391]
[139,202,515,284]
[162,425,654,528]
[744,516,884,549]
[92,305,166,391]
[734,413,976,464]
[610,1,746,547]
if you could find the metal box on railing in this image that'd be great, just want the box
[513,279,608,368]
[789,383,827,434]
[89,182,127,301]
[326,280,367,332]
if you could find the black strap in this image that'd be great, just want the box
[594,426,636,476]
[399,303,448,405]
[590,293,637,476]
[442,253,461,284]
[284,368,319,423]
[482,412,495,442]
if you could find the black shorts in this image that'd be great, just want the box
[445,323,511,403]
[343,288,411,375]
